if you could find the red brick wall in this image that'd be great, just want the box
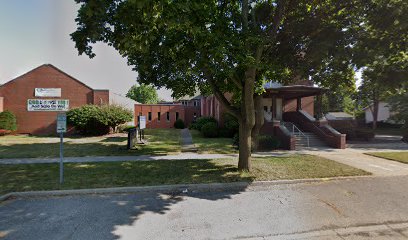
[284,96,314,116]
[184,106,201,126]
[93,90,109,105]
[0,64,109,135]
[134,104,186,128]
[0,97,3,112]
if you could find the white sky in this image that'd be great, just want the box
[0,0,173,101]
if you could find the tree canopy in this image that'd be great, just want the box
[126,84,159,104]
[71,0,406,170]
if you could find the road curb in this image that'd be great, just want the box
[0,175,374,202]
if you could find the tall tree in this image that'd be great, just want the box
[72,0,377,171]
[126,84,159,104]
[354,0,408,129]
[388,88,408,142]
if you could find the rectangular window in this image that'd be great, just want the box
[263,106,268,112]
[166,112,170,121]
[148,112,152,121]
[176,112,179,120]
[193,101,197,106]
[157,112,161,121]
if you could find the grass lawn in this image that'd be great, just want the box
[0,155,368,195]
[0,129,181,159]
[365,152,408,164]
[190,130,237,154]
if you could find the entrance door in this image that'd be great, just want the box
[275,98,283,120]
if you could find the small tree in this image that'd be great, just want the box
[126,84,159,104]
[0,110,17,131]
[99,104,133,132]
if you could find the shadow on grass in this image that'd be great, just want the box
[99,137,127,143]
[0,141,179,159]
[0,159,253,239]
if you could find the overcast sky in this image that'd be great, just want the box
[0,0,173,101]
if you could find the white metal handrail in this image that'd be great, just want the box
[281,121,309,147]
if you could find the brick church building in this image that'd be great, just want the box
[0,64,109,135]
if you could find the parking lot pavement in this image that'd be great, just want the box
[1,175,408,240]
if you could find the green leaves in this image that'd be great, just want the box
[67,104,132,135]
[126,84,159,104]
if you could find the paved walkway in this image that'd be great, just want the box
[180,128,197,152]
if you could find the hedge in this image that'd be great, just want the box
[201,122,219,138]
[174,119,185,129]
[190,117,217,131]
[67,104,132,135]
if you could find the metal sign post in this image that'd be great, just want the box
[57,113,67,184]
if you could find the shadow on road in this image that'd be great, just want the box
[0,159,253,239]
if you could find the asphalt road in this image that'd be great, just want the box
[1,176,408,240]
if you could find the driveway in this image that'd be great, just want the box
[299,136,408,176]
[1,176,408,239]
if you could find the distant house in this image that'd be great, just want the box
[364,102,396,124]
[202,81,345,149]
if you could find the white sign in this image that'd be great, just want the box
[57,113,67,133]
[139,116,146,129]
[35,88,62,97]
[27,99,69,111]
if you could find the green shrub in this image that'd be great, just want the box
[190,117,217,131]
[232,132,239,146]
[222,113,239,137]
[189,122,199,130]
[257,135,280,150]
[174,119,185,129]
[0,110,17,131]
[118,125,137,133]
[201,122,219,138]
[219,128,232,138]
[67,104,132,135]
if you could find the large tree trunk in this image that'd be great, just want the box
[238,68,256,171]
[251,95,264,151]
[238,122,252,170]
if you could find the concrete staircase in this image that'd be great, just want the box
[294,131,327,149]
[281,121,328,150]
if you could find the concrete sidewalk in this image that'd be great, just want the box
[180,128,198,152]
[308,149,408,176]
[1,143,407,177]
